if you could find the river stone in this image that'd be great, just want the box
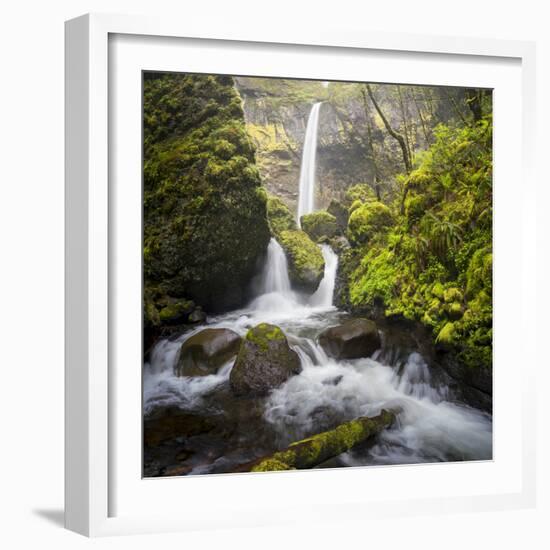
[319,318,381,360]
[175,328,242,377]
[230,323,301,397]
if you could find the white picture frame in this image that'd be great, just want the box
[65,12,537,537]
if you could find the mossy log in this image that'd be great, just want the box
[244,410,395,472]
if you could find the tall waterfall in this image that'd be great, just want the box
[297,102,322,226]
[259,238,292,295]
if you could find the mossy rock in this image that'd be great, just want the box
[349,199,364,214]
[175,328,242,377]
[158,299,195,324]
[347,201,393,246]
[143,73,271,312]
[300,210,339,242]
[278,230,325,293]
[443,287,463,303]
[431,282,445,300]
[229,323,301,396]
[266,194,296,238]
[447,301,464,320]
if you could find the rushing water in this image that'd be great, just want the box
[144,237,492,475]
[297,102,322,226]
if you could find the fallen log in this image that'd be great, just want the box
[242,409,395,472]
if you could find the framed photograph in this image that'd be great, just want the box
[65,13,536,536]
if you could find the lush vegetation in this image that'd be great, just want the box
[341,116,493,372]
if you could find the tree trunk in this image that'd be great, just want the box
[239,410,395,472]
[360,87,382,200]
[366,84,412,174]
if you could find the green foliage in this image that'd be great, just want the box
[344,116,493,371]
[345,183,378,205]
[266,194,296,237]
[300,210,339,242]
[347,201,393,245]
[143,73,270,311]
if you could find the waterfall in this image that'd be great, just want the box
[259,238,292,295]
[297,102,322,226]
[310,244,338,307]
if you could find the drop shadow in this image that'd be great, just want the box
[33,508,64,528]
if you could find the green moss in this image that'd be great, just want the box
[266,194,296,237]
[345,183,377,204]
[340,116,492,376]
[447,301,464,320]
[278,230,325,292]
[349,247,398,309]
[249,410,394,472]
[143,73,271,312]
[245,323,285,352]
[431,282,445,299]
[251,458,293,472]
[443,287,463,303]
[349,199,364,214]
[466,246,492,298]
[347,201,393,246]
[158,299,195,324]
[300,210,339,242]
[436,322,456,344]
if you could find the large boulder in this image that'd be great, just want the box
[266,194,296,238]
[175,328,242,377]
[300,210,340,243]
[230,323,301,396]
[278,230,325,293]
[143,73,271,312]
[319,318,381,360]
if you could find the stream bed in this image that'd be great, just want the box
[143,240,492,477]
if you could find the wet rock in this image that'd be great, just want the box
[327,199,349,232]
[175,328,242,377]
[188,307,207,324]
[319,318,381,360]
[144,409,216,447]
[230,323,301,396]
[329,235,351,254]
[322,375,343,386]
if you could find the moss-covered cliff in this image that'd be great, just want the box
[338,116,493,387]
[143,73,270,314]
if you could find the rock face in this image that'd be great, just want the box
[278,230,325,293]
[319,318,381,360]
[234,77,375,213]
[143,73,271,312]
[230,323,301,396]
[175,328,242,377]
